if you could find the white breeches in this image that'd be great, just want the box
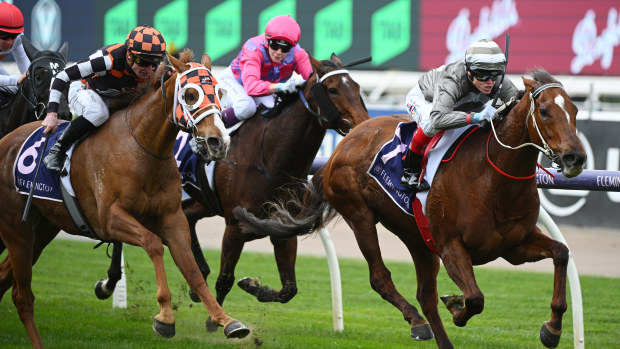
[218,67,274,120]
[405,85,437,136]
[68,81,109,126]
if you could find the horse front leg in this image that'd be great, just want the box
[237,236,298,303]
[439,239,484,327]
[503,227,568,348]
[105,205,176,338]
[161,211,249,339]
[94,242,124,300]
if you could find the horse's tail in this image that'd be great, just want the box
[233,166,337,238]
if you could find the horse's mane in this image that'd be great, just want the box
[527,67,560,88]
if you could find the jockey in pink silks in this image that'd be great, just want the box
[218,15,313,127]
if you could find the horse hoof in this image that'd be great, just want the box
[189,288,201,303]
[153,318,175,338]
[237,277,261,292]
[539,321,561,348]
[94,279,113,300]
[410,323,434,340]
[440,294,465,311]
[205,316,219,333]
[224,320,250,339]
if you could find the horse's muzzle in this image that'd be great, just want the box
[559,150,587,178]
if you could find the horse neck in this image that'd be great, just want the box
[0,84,34,138]
[487,93,541,178]
[265,96,327,175]
[125,79,178,158]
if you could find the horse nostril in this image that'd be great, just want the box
[207,137,221,151]
[562,152,586,168]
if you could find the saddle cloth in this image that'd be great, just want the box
[14,123,71,201]
[367,121,473,216]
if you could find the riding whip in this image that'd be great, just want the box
[491,33,510,107]
[22,132,50,222]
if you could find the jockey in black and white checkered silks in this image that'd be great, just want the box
[41,25,167,174]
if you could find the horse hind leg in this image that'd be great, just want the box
[187,216,211,303]
[439,239,485,327]
[238,235,298,303]
[94,242,124,300]
[503,228,568,348]
[344,213,433,341]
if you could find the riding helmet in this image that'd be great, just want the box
[0,2,24,34]
[464,39,506,72]
[265,15,300,46]
[125,25,166,58]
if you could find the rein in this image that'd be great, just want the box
[486,82,564,179]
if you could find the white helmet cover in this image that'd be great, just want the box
[464,39,506,71]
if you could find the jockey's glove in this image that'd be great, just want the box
[275,79,304,94]
[468,104,497,125]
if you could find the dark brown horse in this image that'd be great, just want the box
[0,37,71,138]
[0,37,71,256]
[0,50,249,348]
[98,54,370,313]
[234,68,586,348]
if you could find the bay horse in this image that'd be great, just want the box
[95,54,371,318]
[233,68,586,348]
[0,50,249,348]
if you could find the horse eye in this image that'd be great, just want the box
[328,87,338,94]
[184,91,196,103]
[539,108,549,119]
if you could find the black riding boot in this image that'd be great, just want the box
[400,148,430,191]
[44,116,96,174]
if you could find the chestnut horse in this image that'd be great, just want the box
[94,54,371,316]
[0,51,249,348]
[234,68,586,348]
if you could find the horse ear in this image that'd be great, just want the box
[167,52,188,73]
[522,76,535,92]
[201,53,212,70]
[330,53,342,66]
[21,36,39,61]
[57,41,69,61]
[309,55,322,73]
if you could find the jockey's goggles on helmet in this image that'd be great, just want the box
[470,69,503,82]
[268,39,293,53]
[132,53,162,69]
[0,31,18,40]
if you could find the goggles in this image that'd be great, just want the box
[0,32,19,41]
[132,54,162,69]
[268,39,293,53]
[470,69,503,82]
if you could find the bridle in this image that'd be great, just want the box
[160,64,223,150]
[489,83,565,171]
[297,69,354,136]
[20,53,66,120]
